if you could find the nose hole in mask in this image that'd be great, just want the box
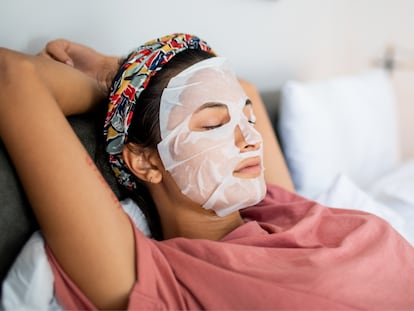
[234,125,258,152]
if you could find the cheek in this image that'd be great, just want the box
[166,130,241,198]
[168,127,237,164]
[176,154,228,204]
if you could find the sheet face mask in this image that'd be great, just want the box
[158,57,266,216]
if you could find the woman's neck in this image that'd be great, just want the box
[160,207,244,240]
[148,181,244,241]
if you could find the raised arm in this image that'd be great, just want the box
[0,48,135,309]
[239,80,294,192]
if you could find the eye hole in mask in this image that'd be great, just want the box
[243,99,256,125]
[189,99,255,132]
[189,102,230,131]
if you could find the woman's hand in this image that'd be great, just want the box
[37,39,120,93]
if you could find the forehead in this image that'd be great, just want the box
[159,57,247,137]
[167,57,246,109]
[179,64,246,111]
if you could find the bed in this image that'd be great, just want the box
[1,68,413,309]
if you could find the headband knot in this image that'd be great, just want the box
[104,33,215,190]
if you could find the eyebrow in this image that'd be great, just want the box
[194,102,228,113]
[195,99,252,113]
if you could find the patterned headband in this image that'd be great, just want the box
[104,33,215,190]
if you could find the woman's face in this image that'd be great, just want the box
[157,57,266,216]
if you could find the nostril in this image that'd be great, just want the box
[235,126,261,152]
[242,142,258,152]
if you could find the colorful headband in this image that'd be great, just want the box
[104,33,215,190]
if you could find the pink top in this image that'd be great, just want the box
[46,184,414,310]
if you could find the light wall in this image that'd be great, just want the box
[2,0,413,158]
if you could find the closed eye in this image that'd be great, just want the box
[189,102,230,132]
[203,124,222,130]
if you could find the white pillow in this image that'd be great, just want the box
[279,69,400,198]
[368,159,414,205]
[1,231,60,311]
[368,160,414,225]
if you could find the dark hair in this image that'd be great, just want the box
[122,49,214,239]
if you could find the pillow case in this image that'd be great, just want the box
[278,69,400,198]
[1,232,60,310]
[368,159,414,205]
[368,160,414,224]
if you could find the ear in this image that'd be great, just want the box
[122,143,163,184]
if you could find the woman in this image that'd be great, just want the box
[0,33,413,310]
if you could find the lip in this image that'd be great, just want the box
[233,156,262,177]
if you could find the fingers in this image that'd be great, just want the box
[37,39,74,67]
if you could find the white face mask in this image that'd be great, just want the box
[157,57,266,216]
